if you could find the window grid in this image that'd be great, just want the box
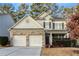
[52,23,64,30]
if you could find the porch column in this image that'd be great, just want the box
[49,33,52,45]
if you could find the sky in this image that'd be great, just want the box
[57,3,78,8]
[13,3,78,10]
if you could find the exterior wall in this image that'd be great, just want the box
[46,30,67,34]
[36,19,66,30]
[14,16,43,29]
[36,20,44,26]
[36,19,67,45]
[10,29,45,47]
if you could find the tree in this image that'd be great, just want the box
[16,3,29,21]
[64,7,74,18]
[0,3,14,14]
[0,3,29,22]
[66,13,79,39]
[0,3,17,22]
[73,4,79,13]
[0,3,65,22]
[30,3,59,18]
[11,11,18,22]
[64,4,79,18]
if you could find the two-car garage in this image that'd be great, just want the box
[12,35,43,47]
[9,16,44,47]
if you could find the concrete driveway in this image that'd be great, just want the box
[0,47,41,56]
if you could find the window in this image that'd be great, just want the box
[45,22,49,29]
[49,22,51,29]
[52,23,55,29]
[62,23,64,29]
[52,23,64,30]
[43,22,51,29]
[59,23,62,30]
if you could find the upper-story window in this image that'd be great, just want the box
[45,22,49,29]
[52,23,65,30]
[62,23,64,29]
[43,22,51,29]
[43,22,65,30]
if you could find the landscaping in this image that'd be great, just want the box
[0,37,9,47]
[42,47,79,56]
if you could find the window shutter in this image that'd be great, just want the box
[53,23,55,29]
[43,22,45,28]
[49,22,51,29]
[62,23,64,29]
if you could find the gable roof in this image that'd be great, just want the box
[9,16,43,31]
[35,10,66,21]
[35,10,52,20]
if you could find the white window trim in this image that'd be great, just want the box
[52,22,65,30]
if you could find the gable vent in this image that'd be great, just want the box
[26,19,29,23]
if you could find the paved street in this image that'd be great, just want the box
[0,47,41,56]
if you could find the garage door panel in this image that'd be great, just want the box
[29,35,42,47]
[13,36,26,46]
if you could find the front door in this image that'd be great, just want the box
[45,33,50,47]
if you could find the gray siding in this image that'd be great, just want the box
[0,14,14,37]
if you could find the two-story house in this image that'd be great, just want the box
[9,10,67,47]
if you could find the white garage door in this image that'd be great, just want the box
[29,35,42,47]
[13,35,26,46]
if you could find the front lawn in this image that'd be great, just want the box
[41,47,79,56]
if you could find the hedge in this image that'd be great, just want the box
[0,37,9,46]
[53,39,77,47]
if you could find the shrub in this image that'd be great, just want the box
[52,39,77,47]
[0,37,9,46]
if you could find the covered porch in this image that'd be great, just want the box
[45,32,76,48]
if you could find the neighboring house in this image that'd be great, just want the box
[0,14,14,39]
[9,10,67,47]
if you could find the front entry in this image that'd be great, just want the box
[45,33,50,47]
[52,34,65,47]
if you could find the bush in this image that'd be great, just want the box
[52,39,77,47]
[0,37,9,46]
